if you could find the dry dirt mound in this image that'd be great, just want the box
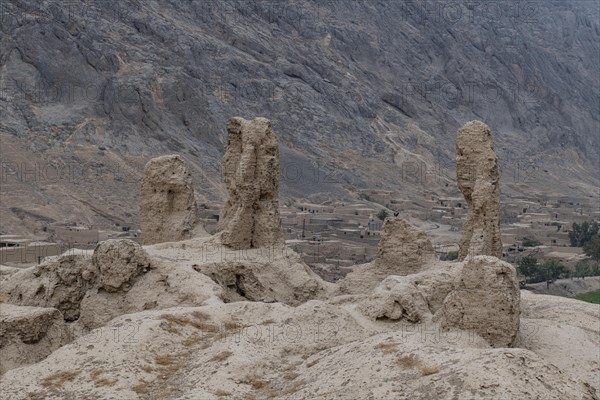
[147,236,332,306]
[0,297,596,400]
[516,291,600,397]
[352,262,463,323]
[374,218,435,275]
[0,304,70,374]
[335,219,444,295]
[0,239,222,333]
[290,332,596,400]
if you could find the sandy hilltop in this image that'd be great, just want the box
[1,119,598,400]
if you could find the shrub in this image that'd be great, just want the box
[41,371,79,388]
[419,365,440,376]
[575,259,600,278]
[397,354,420,369]
[376,209,389,221]
[521,237,542,247]
[209,351,233,362]
[375,342,398,354]
[444,250,458,261]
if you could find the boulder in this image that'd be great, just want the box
[217,117,282,249]
[456,121,502,260]
[140,155,205,245]
[440,256,520,347]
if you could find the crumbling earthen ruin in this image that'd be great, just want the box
[217,117,283,249]
[456,121,503,260]
[1,240,152,323]
[1,115,596,399]
[440,255,521,347]
[0,304,70,374]
[375,218,435,275]
[336,218,435,294]
[140,155,203,245]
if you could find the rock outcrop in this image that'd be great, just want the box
[440,256,520,347]
[140,155,205,245]
[0,304,70,374]
[3,253,95,322]
[217,117,282,249]
[92,239,152,293]
[374,218,435,274]
[456,121,502,260]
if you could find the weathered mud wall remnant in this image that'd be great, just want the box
[440,255,521,347]
[218,117,282,249]
[140,155,202,245]
[374,218,435,275]
[456,121,502,260]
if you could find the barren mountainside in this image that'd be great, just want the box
[1,0,599,232]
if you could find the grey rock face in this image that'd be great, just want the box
[0,1,597,217]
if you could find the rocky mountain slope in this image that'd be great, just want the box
[1,0,599,232]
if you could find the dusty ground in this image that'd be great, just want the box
[0,236,598,400]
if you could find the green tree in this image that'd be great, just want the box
[376,209,388,221]
[517,256,540,282]
[583,236,600,262]
[540,258,567,281]
[575,260,592,279]
[569,221,599,247]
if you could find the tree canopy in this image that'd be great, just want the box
[568,221,599,247]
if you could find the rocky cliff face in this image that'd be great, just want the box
[1,0,598,230]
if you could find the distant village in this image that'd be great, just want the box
[3,191,598,283]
